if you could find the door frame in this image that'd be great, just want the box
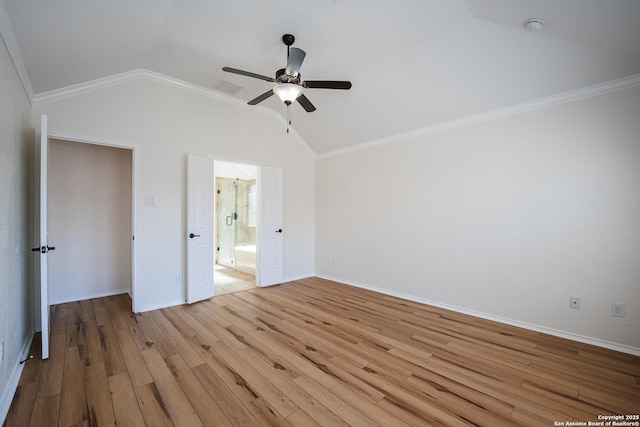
[46,132,140,311]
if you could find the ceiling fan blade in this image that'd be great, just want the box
[297,94,316,112]
[222,67,275,82]
[285,48,306,77]
[304,80,352,90]
[248,90,275,105]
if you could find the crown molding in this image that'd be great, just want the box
[28,65,640,162]
[32,68,249,107]
[31,69,315,158]
[317,73,640,160]
[0,1,34,103]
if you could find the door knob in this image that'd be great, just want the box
[31,245,56,253]
[189,233,200,238]
[275,229,283,233]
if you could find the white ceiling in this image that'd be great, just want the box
[3,0,640,155]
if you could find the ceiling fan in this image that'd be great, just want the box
[222,34,352,113]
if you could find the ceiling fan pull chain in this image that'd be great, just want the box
[287,106,291,133]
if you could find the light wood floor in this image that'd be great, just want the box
[4,277,639,426]
[214,264,255,296]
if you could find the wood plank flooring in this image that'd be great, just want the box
[214,265,255,296]
[4,277,640,426]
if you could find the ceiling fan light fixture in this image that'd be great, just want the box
[273,83,303,105]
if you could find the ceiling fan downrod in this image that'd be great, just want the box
[283,33,295,59]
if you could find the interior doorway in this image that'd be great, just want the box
[48,138,133,304]
[214,160,258,295]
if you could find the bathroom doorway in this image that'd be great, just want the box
[214,160,258,295]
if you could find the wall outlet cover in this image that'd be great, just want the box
[611,302,625,318]
[569,296,580,310]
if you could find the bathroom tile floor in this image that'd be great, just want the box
[213,264,256,296]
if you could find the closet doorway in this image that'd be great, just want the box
[214,161,258,295]
[48,138,134,305]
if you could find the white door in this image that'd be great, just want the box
[259,166,283,287]
[186,154,214,303]
[33,114,51,359]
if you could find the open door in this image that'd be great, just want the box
[259,166,283,287]
[186,154,214,303]
[33,114,51,359]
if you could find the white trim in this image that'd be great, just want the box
[212,155,263,170]
[33,69,316,158]
[48,289,130,306]
[0,331,34,425]
[47,132,140,312]
[317,73,640,159]
[0,2,34,103]
[48,132,140,151]
[315,274,640,357]
[31,68,640,161]
[33,69,241,107]
[284,274,315,283]
[138,299,185,313]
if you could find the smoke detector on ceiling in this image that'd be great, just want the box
[524,18,544,32]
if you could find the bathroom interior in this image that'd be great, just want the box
[214,161,258,295]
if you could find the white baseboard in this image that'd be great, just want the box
[49,289,130,305]
[283,274,315,283]
[0,331,34,425]
[138,299,185,313]
[315,274,640,357]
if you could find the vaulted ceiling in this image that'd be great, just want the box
[2,0,640,155]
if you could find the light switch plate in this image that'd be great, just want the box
[144,195,157,206]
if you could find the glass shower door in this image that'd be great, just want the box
[217,178,237,268]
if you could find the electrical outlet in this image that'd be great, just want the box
[569,296,580,310]
[332,257,338,265]
[176,273,182,283]
[611,302,625,318]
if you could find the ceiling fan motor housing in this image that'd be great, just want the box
[282,34,295,46]
[276,68,301,84]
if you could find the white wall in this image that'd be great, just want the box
[32,77,315,311]
[316,86,640,352]
[48,139,132,303]
[0,33,33,421]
